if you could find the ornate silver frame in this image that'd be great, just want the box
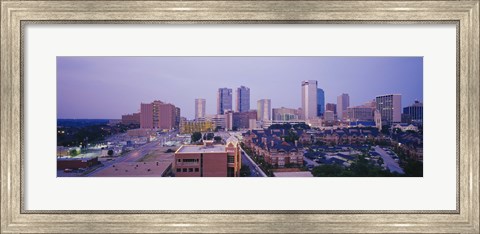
[1,1,478,233]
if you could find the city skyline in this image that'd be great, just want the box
[57,56,423,119]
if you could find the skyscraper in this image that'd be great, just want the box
[140,100,177,130]
[236,86,250,113]
[336,93,350,120]
[301,80,318,120]
[403,101,423,124]
[317,88,325,117]
[195,98,206,120]
[257,99,271,121]
[376,94,402,125]
[217,88,232,115]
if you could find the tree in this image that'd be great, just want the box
[107,149,114,156]
[311,164,346,177]
[191,132,202,143]
[69,149,80,157]
[283,129,299,143]
[240,165,251,177]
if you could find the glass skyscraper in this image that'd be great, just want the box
[317,88,325,117]
[217,88,232,115]
[236,86,250,113]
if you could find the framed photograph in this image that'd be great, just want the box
[1,0,478,233]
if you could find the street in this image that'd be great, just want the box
[86,141,161,176]
[240,149,267,177]
[374,146,405,174]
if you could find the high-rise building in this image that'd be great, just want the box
[301,80,318,120]
[403,101,423,124]
[326,103,337,115]
[217,88,232,115]
[272,107,299,121]
[257,99,271,121]
[317,88,325,117]
[175,107,181,129]
[376,94,402,125]
[140,100,177,130]
[195,98,206,120]
[236,86,250,113]
[336,93,350,120]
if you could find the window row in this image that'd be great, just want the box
[176,167,200,173]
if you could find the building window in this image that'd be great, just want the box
[183,159,198,163]
[188,168,193,172]
[227,167,235,177]
[177,159,181,163]
[194,168,199,172]
[176,168,181,172]
[227,156,235,163]
[182,168,187,172]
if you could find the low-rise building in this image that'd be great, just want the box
[179,120,215,134]
[121,113,140,125]
[243,129,304,168]
[393,123,419,132]
[174,137,241,177]
[57,157,99,170]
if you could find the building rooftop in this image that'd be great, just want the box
[177,144,226,153]
[94,161,172,177]
[273,171,313,177]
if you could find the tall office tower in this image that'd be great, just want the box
[257,99,271,121]
[336,93,350,120]
[175,107,181,129]
[301,80,318,120]
[375,94,402,125]
[326,103,337,114]
[140,100,176,129]
[217,88,232,115]
[317,88,325,117]
[403,100,423,124]
[236,86,250,113]
[195,98,206,120]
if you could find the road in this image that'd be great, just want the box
[86,141,160,176]
[374,146,405,174]
[240,149,267,177]
[217,131,267,177]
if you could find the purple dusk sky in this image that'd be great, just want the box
[57,56,423,120]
